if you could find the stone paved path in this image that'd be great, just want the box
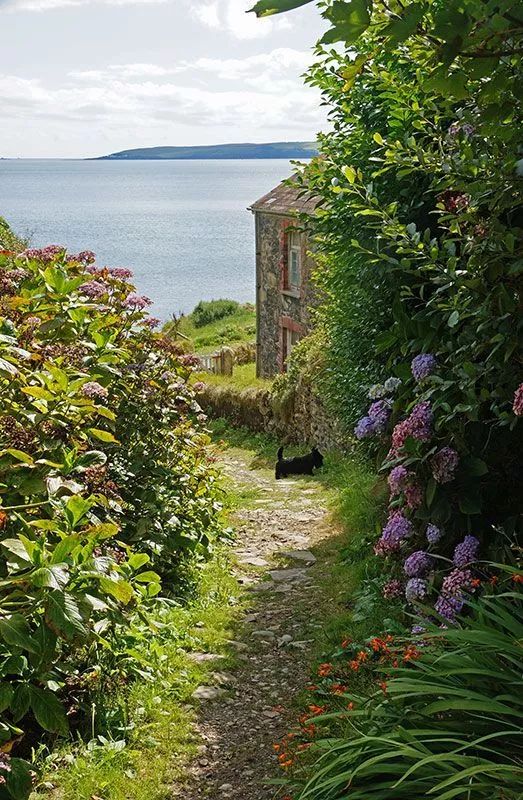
[174,445,337,799]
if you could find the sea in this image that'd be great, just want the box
[0,158,296,321]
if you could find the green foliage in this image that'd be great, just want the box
[191,299,240,328]
[0,245,222,797]
[296,575,523,800]
[0,219,24,252]
[166,302,255,355]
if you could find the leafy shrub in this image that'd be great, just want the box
[191,299,240,328]
[293,570,523,800]
[0,243,222,797]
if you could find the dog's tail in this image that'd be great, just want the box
[277,446,284,461]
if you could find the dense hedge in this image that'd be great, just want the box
[0,242,222,797]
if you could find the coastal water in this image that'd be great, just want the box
[0,159,295,320]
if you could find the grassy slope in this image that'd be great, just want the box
[194,362,272,390]
[167,304,256,355]
[0,217,24,250]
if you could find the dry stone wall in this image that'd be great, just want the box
[198,377,347,452]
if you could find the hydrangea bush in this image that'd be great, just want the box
[0,243,222,797]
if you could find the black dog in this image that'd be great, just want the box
[275,445,324,479]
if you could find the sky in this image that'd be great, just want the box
[0,0,328,158]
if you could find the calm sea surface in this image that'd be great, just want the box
[0,159,295,320]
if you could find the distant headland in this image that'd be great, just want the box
[93,141,318,161]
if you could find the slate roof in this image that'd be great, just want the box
[249,179,319,216]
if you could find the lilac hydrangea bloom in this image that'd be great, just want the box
[453,535,480,566]
[442,568,473,596]
[434,593,464,622]
[375,512,413,555]
[368,399,392,433]
[390,401,433,454]
[405,578,428,602]
[411,354,437,382]
[81,381,108,399]
[81,280,107,299]
[109,267,134,279]
[431,446,459,483]
[426,523,442,544]
[388,465,408,495]
[404,550,433,577]
[354,416,376,439]
[144,317,161,329]
[123,293,152,310]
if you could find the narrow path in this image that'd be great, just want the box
[174,445,338,800]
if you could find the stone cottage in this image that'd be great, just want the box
[249,181,318,378]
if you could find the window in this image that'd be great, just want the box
[287,232,301,292]
[282,326,301,370]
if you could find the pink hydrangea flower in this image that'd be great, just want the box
[513,383,523,416]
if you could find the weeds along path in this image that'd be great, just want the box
[175,444,339,800]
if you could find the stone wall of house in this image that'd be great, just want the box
[198,376,347,453]
[255,212,316,378]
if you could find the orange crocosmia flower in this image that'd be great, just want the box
[378,680,388,694]
[349,660,360,671]
[302,723,316,737]
[471,578,481,588]
[317,663,333,677]
[357,650,368,662]
[306,685,318,692]
[489,575,499,586]
[298,743,312,751]
[341,637,352,648]
[309,705,326,716]
[512,574,523,584]
[331,683,347,695]
[273,743,281,752]
[347,701,355,711]
[0,511,7,529]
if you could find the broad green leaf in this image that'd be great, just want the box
[99,577,134,605]
[0,683,14,713]
[384,3,424,42]
[128,553,149,570]
[88,428,119,444]
[44,593,87,640]
[31,565,69,590]
[6,757,33,800]
[321,0,371,44]
[0,615,39,654]
[65,495,92,527]
[249,0,313,17]
[342,165,357,184]
[30,686,68,735]
[0,539,32,563]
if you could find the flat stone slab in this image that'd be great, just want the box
[238,555,269,567]
[187,652,225,663]
[280,549,316,565]
[268,568,308,583]
[192,685,227,701]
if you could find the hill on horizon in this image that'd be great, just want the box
[94,141,318,160]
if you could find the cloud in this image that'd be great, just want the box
[1,0,165,11]
[190,0,292,39]
[0,48,323,137]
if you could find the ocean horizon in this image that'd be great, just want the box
[0,158,298,320]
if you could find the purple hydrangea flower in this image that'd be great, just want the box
[404,481,423,510]
[453,535,480,566]
[81,280,107,299]
[368,399,392,433]
[411,354,437,382]
[144,316,161,329]
[426,523,442,545]
[21,245,64,263]
[109,267,134,279]
[0,752,11,774]
[390,401,433,454]
[513,384,523,417]
[354,416,376,439]
[404,550,433,577]
[405,577,428,602]
[382,579,403,599]
[388,465,409,495]
[411,623,426,635]
[123,293,152,310]
[434,593,464,622]
[375,511,413,555]
[431,446,459,484]
[81,381,108,400]
[442,568,473,596]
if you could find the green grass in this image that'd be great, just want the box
[0,216,24,250]
[31,553,245,800]
[166,303,256,355]
[195,362,272,390]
